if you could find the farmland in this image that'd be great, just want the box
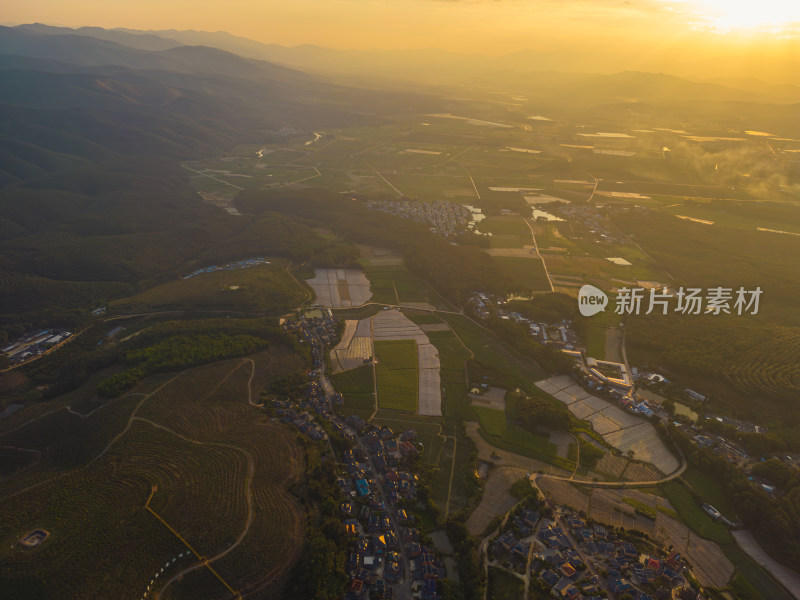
[0,349,307,600]
[330,364,374,419]
[374,340,419,412]
[492,256,552,293]
[472,405,559,464]
[363,264,448,308]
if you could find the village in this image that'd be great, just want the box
[366,197,483,239]
[488,494,705,600]
[277,309,449,600]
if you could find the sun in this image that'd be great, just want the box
[686,0,800,31]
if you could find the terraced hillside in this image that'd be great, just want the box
[0,348,305,600]
[537,375,680,475]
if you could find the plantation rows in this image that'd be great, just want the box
[726,329,800,401]
[139,360,255,441]
[0,445,186,599]
[1,348,307,599]
[0,447,39,477]
[0,394,142,496]
[122,424,251,554]
[205,425,305,600]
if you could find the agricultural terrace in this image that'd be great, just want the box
[537,375,679,475]
[374,340,418,413]
[0,348,306,600]
[111,259,306,313]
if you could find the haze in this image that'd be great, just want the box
[4,0,800,80]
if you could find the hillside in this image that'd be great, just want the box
[0,26,436,327]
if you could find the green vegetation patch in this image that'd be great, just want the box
[473,405,559,463]
[487,566,524,600]
[426,330,471,421]
[481,216,532,239]
[681,468,736,519]
[493,256,551,293]
[331,364,374,419]
[98,332,268,397]
[374,340,418,412]
[661,480,732,544]
[112,261,304,313]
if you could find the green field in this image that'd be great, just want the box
[364,264,448,307]
[661,480,732,544]
[493,256,551,292]
[330,364,375,419]
[439,313,546,389]
[374,340,419,412]
[473,406,559,462]
[480,216,532,239]
[112,261,306,313]
[584,323,606,359]
[426,330,472,422]
[681,468,736,520]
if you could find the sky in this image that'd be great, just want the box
[4,0,800,57]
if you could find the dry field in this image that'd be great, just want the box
[470,386,507,411]
[466,466,528,536]
[330,320,373,373]
[305,268,372,308]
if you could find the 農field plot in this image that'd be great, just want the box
[372,309,442,416]
[374,339,419,412]
[536,375,679,475]
[305,268,372,308]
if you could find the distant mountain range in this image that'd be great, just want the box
[0,22,797,322]
[0,24,437,320]
[13,22,800,92]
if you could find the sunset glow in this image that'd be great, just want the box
[684,0,800,32]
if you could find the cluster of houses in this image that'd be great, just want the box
[552,204,627,246]
[673,421,750,466]
[365,198,478,238]
[273,404,328,441]
[1,328,73,365]
[491,505,702,600]
[282,310,339,374]
[335,426,449,600]
[467,293,582,352]
[273,313,346,440]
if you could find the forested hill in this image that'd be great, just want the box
[0,26,437,330]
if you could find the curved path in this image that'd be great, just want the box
[145,417,256,600]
